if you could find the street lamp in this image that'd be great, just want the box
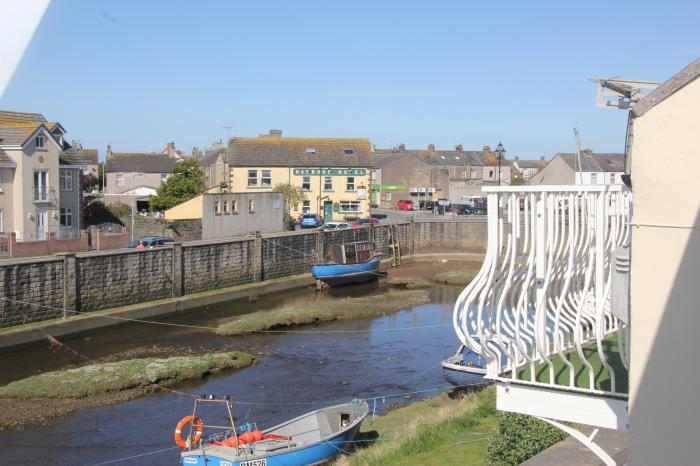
[495,142,505,186]
[130,173,145,240]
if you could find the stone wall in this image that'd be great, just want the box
[0,219,487,328]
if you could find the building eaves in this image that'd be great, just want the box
[633,57,700,117]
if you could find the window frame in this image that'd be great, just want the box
[346,176,355,192]
[35,135,46,149]
[60,169,73,192]
[116,174,124,187]
[323,176,333,191]
[302,176,311,191]
[60,207,73,227]
[247,170,258,187]
[223,200,229,213]
[338,200,361,213]
[302,200,311,213]
[214,200,221,215]
[248,199,255,213]
[261,170,272,187]
[231,199,238,213]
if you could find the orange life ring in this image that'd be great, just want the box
[174,415,203,448]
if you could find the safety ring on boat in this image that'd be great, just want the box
[174,415,203,448]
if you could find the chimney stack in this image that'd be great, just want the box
[482,145,491,152]
[515,156,520,161]
[106,144,112,159]
[540,155,545,161]
[269,129,282,138]
[427,144,435,151]
[455,144,463,152]
[398,143,405,151]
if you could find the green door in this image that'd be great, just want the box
[323,201,334,222]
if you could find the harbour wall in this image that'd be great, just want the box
[0,219,487,329]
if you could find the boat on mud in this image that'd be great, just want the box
[311,241,382,287]
[177,397,369,466]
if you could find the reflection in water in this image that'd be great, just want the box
[1,280,475,466]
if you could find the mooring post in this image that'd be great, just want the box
[56,252,78,318]
[170,242,184,297]
[252,233,263,282]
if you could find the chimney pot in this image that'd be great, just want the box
[540,155,545,161]
[398,143,405,151]
[455,144,463,152]
[427,144,435,151]
[482,145,491,152]
[515,156,519,161]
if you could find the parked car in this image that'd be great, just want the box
[300,213,324,228]
[125,236,175,249]
[397,199,416,211]
[351,218,381,229]
[319,222,350,231]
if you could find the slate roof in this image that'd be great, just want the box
[0,110,47,125]
[558,152,625,172]
[59,146,87,166]
[375,147,514,167]
[516,159,548,169]
[228,136,374,167]
[198,147,228,166]
[107,152,179,173]
[77,149,98,165]
[0,148,15,167]
[0,126,36,146]
[633,57,700,117]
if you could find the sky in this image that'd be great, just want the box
[1,0,698,161]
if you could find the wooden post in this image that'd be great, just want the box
[171,243,184,297]
[56,252,78,318]
[252,233,263,282]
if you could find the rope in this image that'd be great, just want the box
[0,295,449,334]
[86,446,180,465]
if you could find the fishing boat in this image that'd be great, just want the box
[311,241,382,287]
[441,344,487,387]
[177,397,369,466]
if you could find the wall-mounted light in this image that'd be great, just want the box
[27,212,33,220]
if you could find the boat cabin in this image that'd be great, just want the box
[327,241,373,264]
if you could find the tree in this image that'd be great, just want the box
[149,159,206,212]
[272,182,306,220]
[511,174,526,185]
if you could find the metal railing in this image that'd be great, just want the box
[55,227,81,239]
[453,185,631,398]
[33,187,49,202]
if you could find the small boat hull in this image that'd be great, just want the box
[181,401,369,466]
[311,255,381,287]
[441,345,487,387]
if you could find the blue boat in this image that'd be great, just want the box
[441,345,487,387]
[178,398,369,466]
[311,241,382,286]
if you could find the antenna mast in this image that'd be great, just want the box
[573,127,582,184]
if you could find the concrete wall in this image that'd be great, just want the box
[0,219,486,328]
[202,192,284,239]
[627,75,700,466]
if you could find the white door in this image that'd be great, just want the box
[36,208,47,240]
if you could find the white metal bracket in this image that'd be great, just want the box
[536,416,617,466]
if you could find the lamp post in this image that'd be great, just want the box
[495,142,505,186]
[130,173,145,240]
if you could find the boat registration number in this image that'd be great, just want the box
[239,460,266,466]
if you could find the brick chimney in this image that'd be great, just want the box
[455,144,463,152]
[427,144,435,151]
[482,145,491,152]
[515,156,520,161]
[398,143,405,151]
[269,129,282,138]
[106,144,112,159]
[540,155,545,161]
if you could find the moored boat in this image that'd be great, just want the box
[311,241,382,286]
[441,344,487,387]
[178,398,369,466]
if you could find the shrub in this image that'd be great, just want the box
[107,202,132,218]
[486,412,567,465]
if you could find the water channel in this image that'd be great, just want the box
[0,262,481,466]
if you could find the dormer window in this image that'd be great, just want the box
[35,135,45,149]
[344,148,354,155]
[305,148,316,155]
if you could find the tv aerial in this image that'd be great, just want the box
[588,76,660,109]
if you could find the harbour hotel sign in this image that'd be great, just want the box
[293,168,366,176]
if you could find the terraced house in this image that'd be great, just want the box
[0,110,84,240]
[227,130,374,221]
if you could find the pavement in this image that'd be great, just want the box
[522,427,628,466]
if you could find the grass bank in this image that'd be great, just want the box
[217,290,431,336]
[332,386,498,466]
[0,351,255,399]
[434,270,478,287]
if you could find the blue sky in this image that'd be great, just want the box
[1,0,698,160]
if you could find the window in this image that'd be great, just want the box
[609,173,615,184]
[302,176,311,191]
[470,168,477,179]
[116,174,124,186]
[261,170,272,187]
[248,199,255,213]
[302,200,311,213]
[214,200,221,214]
[161,174,168,183]
[488,170,494,178]
[461,169,468,178]
[60,169,73,191]
[247,170,257,187]
[344,148,354,155]
[231,200,238,212]
[384,192,392,201]
[223,200,229,213]
[0,209,3,232]
[324,176,333,191]
[35,135,45,149]
[60,207,73,227]
[305,148,316,155]
[33,171,48,200]
[339,200,360,213]
[346,177,355,191]
[591,173,598,184]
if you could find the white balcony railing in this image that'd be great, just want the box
[453,185,631,433]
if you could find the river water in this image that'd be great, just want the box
[1,263,479,466]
